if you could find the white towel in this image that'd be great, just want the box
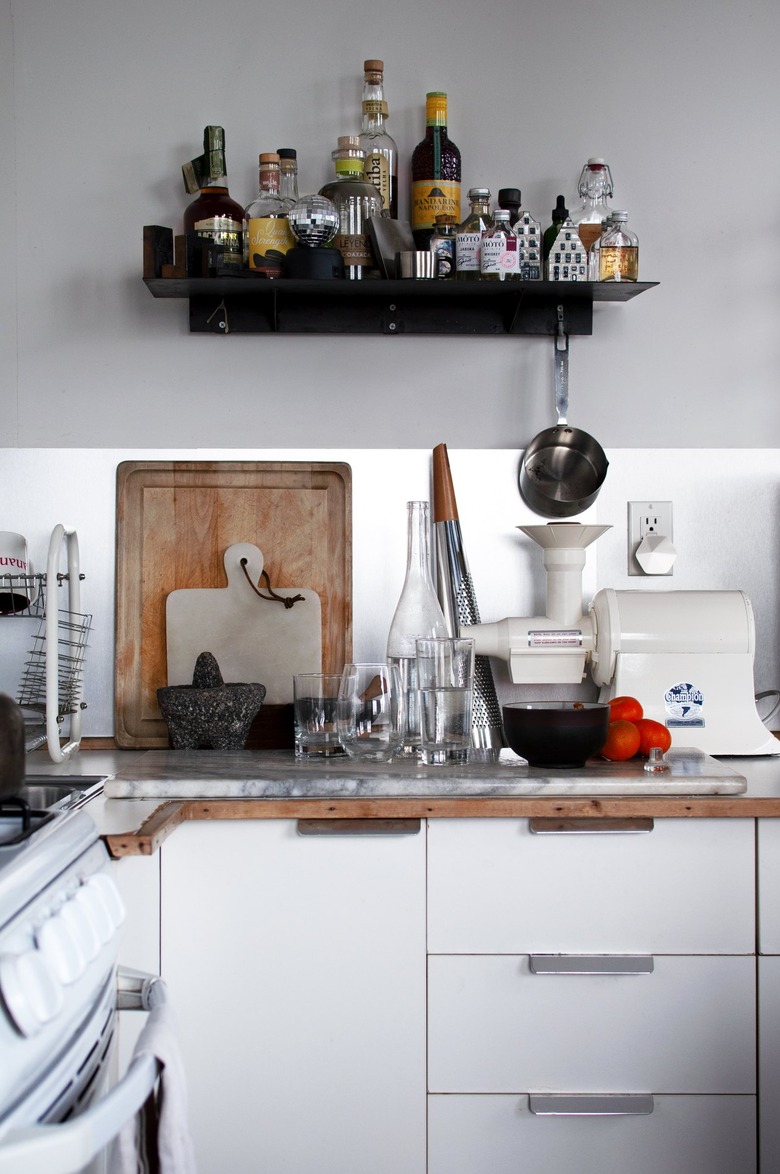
[112,1003,198,1174]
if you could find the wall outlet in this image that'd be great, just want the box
[628,501,673,575]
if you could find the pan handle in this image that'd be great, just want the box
[554,305,569,425]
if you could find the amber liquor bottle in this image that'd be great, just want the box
[182,126,244,275]
[410,92,461,249]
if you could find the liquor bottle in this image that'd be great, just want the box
[182,125,244,275]
[277,148,299,212]
[411,92,461,249]
[319,136,383,279]
[588,214,614,280]
[543,194,569,260]
[358,59,397,219]
[497,187,523,227]
[430,213,458,278]
[243,153,296,277]
[387,501,449,756]
[480,209,519,281]
[455,188,492,281]
[598,210,639,281]
[572,157,614,252]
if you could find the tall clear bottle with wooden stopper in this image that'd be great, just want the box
[358,59,397,219]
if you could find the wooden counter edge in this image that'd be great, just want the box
[101,793,780,857]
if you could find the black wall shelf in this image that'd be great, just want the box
[144,276,657,337]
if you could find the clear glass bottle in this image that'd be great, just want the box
[430,213,458,278]
[182,125,244,275]
[480,209,519,281]
[598,210,639,281]
[543,194,569,261]
[359,59,397,219]
[277,148,299,212]
[455,188,492,281]
[572,157,614,252]
[243,152,296,277]
[319,136,383,280]
[386,501,449,756]
[411,92,462,249]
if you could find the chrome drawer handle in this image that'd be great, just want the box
[529,817,654,834]
[296,818,421,837]
[529,1094,655,1116]
[529,955,654,975]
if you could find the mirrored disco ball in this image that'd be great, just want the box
[288,195,339,247]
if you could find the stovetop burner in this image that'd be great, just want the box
[0,796,56,847]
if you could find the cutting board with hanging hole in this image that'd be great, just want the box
[165,542,322,703]
[114,460,352,749]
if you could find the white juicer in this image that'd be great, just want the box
[463,522,778,756]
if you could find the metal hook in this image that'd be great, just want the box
[206,298,230,334]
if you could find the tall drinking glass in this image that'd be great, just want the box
[415,637,474,765]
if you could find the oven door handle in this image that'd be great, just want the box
[0,974,168,1174]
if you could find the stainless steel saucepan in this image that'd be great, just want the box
[519,312,608,517]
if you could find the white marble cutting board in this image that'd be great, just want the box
[105,748,747,799]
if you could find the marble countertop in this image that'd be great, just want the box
[102,747,748,799]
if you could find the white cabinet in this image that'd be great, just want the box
[426,818,757,1174]
[158,818,426,1174]
[758,821,780,1170]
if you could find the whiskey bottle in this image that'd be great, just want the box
[598,210,639,281]
[243,153,296,277]
[480,209,519,281]
[319,136,383,279]
[182,125,244,275]
[411,92,461,249]
[455,188,492,281]
[358,59,397,219]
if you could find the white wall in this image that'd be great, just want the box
[2,0,779,450]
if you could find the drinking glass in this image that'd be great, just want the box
[415,637,474,765]
[293,673,346,759]
[336,662,404,762]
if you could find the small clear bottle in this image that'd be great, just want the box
[386,501,449,756]
[430,213,458,279]
[598,210,639,281]
[572,157,614,252]
[455,188,492,281]
[243,152,296,277]
[480,209,519,281]
[277,148,299,212]
[319,136,384,280]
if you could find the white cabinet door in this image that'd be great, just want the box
[113,854,161,1070]
[428,953,756,1093]
[428,817,755,954]
[759,955,780,1170]
[428,1094,757,1174]
[758,818,780,953]
[159,819,426,1174]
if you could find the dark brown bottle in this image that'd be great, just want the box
[410,92,461,249]
[182,126,244,274]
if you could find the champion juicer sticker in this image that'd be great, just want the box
[665,682,705,728]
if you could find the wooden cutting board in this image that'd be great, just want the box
[166,542,322,703]
[115,461,352,749]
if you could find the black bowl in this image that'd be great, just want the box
[502,702,611,768]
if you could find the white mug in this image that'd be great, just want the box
[0,531,38,612]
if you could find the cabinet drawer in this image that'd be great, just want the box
[428,954,755,1093]
[758,819,780,952]
[427,818,755,953]
[428,1094,757,1174]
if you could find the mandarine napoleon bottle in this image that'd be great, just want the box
[410,92,461,249]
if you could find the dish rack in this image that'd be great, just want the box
[9,526,91,761]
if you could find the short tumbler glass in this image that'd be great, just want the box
[293,673,346,760]
[336,662,404,762]
[415,637,475,766]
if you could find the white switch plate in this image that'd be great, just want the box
[628,500,673,576]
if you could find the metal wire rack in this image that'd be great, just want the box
[7,527,91,761]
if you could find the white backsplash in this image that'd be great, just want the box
[0,448,777,736]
